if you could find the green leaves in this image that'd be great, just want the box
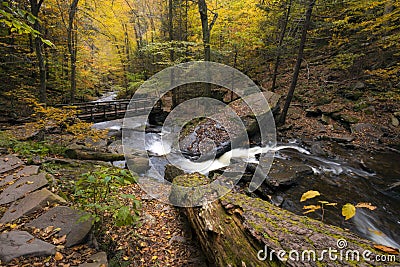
[74,167,140,229]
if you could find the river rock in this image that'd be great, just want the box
[164,164,185,182]
[0,172,48,205]
[27,206,92,247]
[179,91,281,157]
[79,251,108,267]
[0,155,23,174]
[0,165,39,187]
[0,231,56,263]
[265,158,313,189]
[0,188,66,223]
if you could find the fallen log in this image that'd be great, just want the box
[170,173,399,266]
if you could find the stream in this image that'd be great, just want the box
[93,116,400,250]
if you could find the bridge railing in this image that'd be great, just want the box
[55,98,161,122]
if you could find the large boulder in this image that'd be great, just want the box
[178,91,281,158]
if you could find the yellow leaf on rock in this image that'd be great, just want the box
[356,202,377,210]
[342,203,356,220]
[300,190,320,202]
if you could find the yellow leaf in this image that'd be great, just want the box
[54,252,63,261]
[326,203,338,206]
[342,203,356,220]
[152,256,158,261]
[356,203,376,210]
[123,256,129,261]
[303,205,321,214]
[10,224,18,229]
[373,245,399,255]
[300,190,321,202]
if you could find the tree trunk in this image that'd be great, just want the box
[68,0,79,103]
[170,173,389,267]
[271,0,292,92]
[30,0,46,104]
[198,0,217,97]
[279,0,315,125]
[198,0,211,62]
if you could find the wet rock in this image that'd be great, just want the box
[271,195,284,207]
[164,164,185,182]
[265,158,313,189]
[79,251,108,267]
[126,156,150,175]
[0,188,66,223]
[0,173,48,205]
[310,142,329,156]
[391,116,399,127]
[27,206,92,247]
[0,231,56,263]
[179,91,281,157]
[0,165,39,187]
[0,155,23,174]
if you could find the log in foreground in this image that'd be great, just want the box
[170,173,399,266]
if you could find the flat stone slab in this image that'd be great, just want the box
[0,172,48,205]
[0,230,56,263]
[27,206,92,247]
[0,188,66,223]
[79,251,108,267]
[0,155,23,174]
[0,165,40,187]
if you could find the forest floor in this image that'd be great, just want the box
[261,64,400,152]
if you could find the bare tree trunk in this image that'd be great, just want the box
[271,0,292,92]
[279,0,315,125]
[30,0,46,104]
[198,0,217,97]
[68,0,79,103]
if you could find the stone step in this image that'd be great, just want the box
[0,165,40,187]
[0,230,56,264]
[0,172,48,205]
[27,206,93,247]
[0,155,23,175]
[0,188,66,223]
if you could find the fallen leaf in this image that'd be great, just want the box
[54,251,63,261]
[44,226,54,234]
[373,245,399,255]
[53,235,67,245]
[300,190,321,202]
[356,203,377,210]
[152,255,158,261]
[342,203,356,220]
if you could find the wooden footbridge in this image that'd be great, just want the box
[57,98,161,122]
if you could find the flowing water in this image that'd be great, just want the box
[95,118,400,249]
